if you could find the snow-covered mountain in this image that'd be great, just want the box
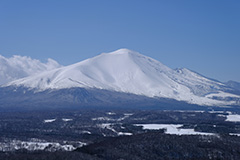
[2,49,240,107]
[0,54,61,85]
[225,81,240,91]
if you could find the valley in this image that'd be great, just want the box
[0,109,240,159]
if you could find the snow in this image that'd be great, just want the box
[92,114,132,122]
[226,114,240,122]
[208,111,225,113]
[124,113,134,116]
[0,140,86,152]
[62,118,73,122]
[98,123,132,136]
[44,119,56,123]
[0,54,61,85]
[172,110,205,113]
[135,124,215,136]
[229,133,240,136]
[92,117,115,121]
[106,112,116,115]
[99,123,117,133]
[4,48,239,106]
[118,132,133,136]
[206,91,240,99]
[81,131,91,134]
[217,114,226,117]
[117,113,133,121]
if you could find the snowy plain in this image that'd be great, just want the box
[135,124,215,136]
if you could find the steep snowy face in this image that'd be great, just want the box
[173,68,225,96]
[0,55,61,85]
[5,49,240,106]
[5,49,180,97]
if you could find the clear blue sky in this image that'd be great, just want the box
[0,0,239,82]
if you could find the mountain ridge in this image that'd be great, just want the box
[1,49,240,108]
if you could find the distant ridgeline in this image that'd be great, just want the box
[0,49,240,110]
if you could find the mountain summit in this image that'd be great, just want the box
[2,49,240,108]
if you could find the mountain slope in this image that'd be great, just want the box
[226,81,240,91]
[0,55,61,85]
[2,49,240,107]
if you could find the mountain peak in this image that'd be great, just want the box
[3,49,240,107]
[107,48,139,55]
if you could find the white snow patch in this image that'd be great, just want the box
[118,132,133,136]
[124,113,134,116]
[208,111,225,114]
[81,131,91,134]
[226,114,240,122]
[173,110,205,113]
[229,133,240,136]
[135,124,215,136]
[62,118,73,122]
[44,119,56,123]
[217,114,226,117]
[0,140,85,152]
[92,114,132,122]
[206,91,240,99]
[92,117,114,121]
[116,113,133,121]
[98,123,132,136]
[106,112,116,115]
[99,123,117,133]
[227,111,233,114]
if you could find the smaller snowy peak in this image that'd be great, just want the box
[225,81,240,91]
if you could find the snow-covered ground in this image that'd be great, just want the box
[0,139,86,152]
[229,133,240,136]
[208,111,225,114]
[226,114,240,122]
[99,123,132,136]
[118,132,133,136]
[92,113,133,122]
[44,119,56,123]
[206,91,240,99]
[92,117,115,121]
[44,118,74,123]
[135,124,215,136]
[81,131,91,134]
[62,118,73,122]
[106,112,116,115]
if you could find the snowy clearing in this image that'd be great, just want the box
[226,114,240,122]
[135,124,215,136]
